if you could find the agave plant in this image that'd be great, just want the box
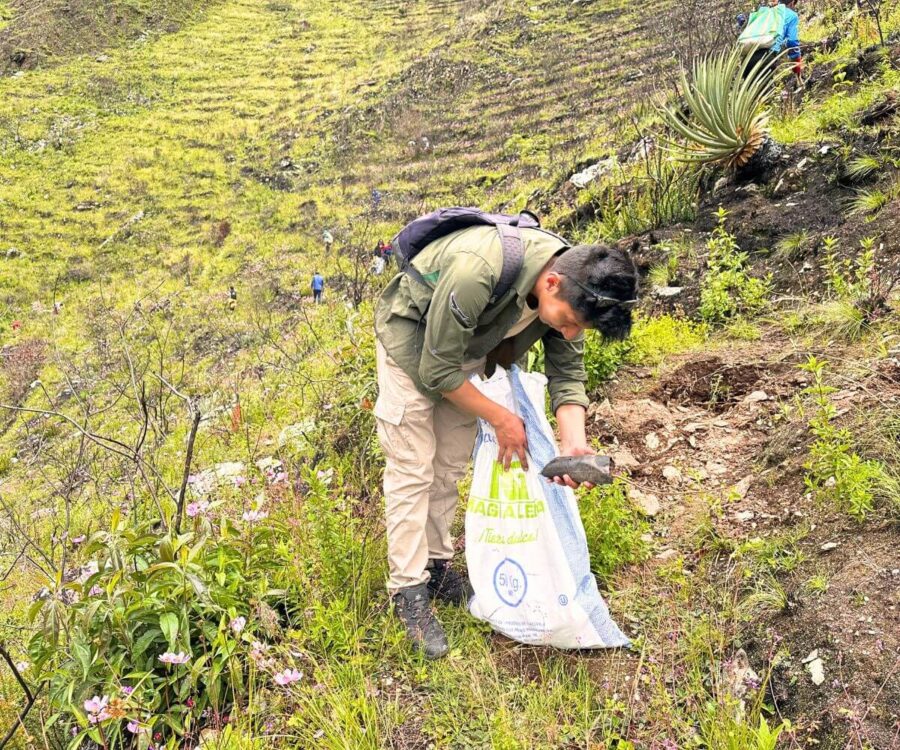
[660,48,779,172]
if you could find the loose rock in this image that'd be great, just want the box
[653,286,683,298]
[630,488,661,517]
[662,465,682,484]
[611,447,640,470]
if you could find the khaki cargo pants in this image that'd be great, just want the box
[375,342,483,592]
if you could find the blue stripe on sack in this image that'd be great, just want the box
[508,366,631,648]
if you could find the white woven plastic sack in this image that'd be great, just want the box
[465,366,630,649]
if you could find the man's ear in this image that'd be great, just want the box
[545,271,562,292]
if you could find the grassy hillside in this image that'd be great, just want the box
[1,0,899,748]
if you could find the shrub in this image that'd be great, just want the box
[584,314,707,390]
[579,480,649,582]
[594,151,699,242]
[804,235,897,338]
[699,208,771,324]
[800,356,887,519]
[28,500,297,745]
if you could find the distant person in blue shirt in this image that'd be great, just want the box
[742,0,803,79]
[311,272,325,303]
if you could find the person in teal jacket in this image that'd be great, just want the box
[743,0,803,78]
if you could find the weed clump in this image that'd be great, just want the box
[699,208,771,324]
[580,479,649,581]
[584,313,707,389]
[800,356,889,519]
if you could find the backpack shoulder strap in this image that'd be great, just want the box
[493,224,525,303]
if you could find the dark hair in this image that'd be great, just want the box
[552,244,638,340]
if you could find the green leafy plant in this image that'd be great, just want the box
[660,48,777,170]
[847,185,891,217]
[819,235,895,335]
[583,314,707,389]
[648,246,680,287]
[594,152,698,242]
[579,480,649,581]
[800,355,887,519]
[699,208,771,324]
[737,575,789,618]
[28,497,296,746]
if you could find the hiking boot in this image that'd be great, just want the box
[392,583,449,659]
[426,559,473,606]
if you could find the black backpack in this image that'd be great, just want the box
[391,207,568,303]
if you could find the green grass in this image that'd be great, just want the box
[584,313,708,388]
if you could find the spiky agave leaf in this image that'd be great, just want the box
[659,48,778,171]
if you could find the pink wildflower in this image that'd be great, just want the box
[230,616,246,634]
[158,651,191,665]
[273,668,302,686]
[84,695,110,723]
[242,510,268,523]
[186,500,209,518]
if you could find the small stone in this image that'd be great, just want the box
[733,475,752,498]
[820,542,840,552]
[569,158,615,189]
[654,286,683,298]
[5,247,21,258]
[645,432,661,451]
[662,465,682,484]
[802,649,818,664]
[807,656,825,686]
[586,398,612,421]
[713,176,730,194]
[630,488,661,517]
[611,447,639,470]
[706,461,727,475]
[743,390,769,403]
[655,549,679,561]
[735,510,755,522]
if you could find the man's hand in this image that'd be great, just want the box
[442,380,529,470]
[492,410,529,471]
[552,442,597,489]
[553,404,596,490]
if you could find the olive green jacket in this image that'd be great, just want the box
[374,225,589,412]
